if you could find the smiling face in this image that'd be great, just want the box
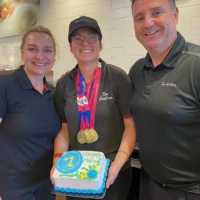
[132,0,178,54]
[21,32,55,77]
[70,27,102,65]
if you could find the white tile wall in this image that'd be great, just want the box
[192,17,200,29]
[177,18,192,30]
[124,16,134,27]
[111,0,131,9]
[1,0,200,80]
[112,26,135,38]
[178,5,200,18]
[101,7,131,20]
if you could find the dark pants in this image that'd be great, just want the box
[68,167,132,200]
[139,169,200,200]
[0,176,55,200]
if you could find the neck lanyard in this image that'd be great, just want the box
[76,62,101,131]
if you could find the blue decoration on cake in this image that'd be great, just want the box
[56,151,83,174]
[88,169,98,179]
[54,159,110,194]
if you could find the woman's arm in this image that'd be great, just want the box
[50,123,70,184]
[0,118,2,124]
[106,117,136,188]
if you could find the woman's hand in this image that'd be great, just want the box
[106,117,137,189]
[106,161,120,189]
[50,123,70,184]
[50,164,56,184]
[50,157,60,184]
[54,123,70,154]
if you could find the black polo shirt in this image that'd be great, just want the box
[129,33,200,188]
[55,59,133,171]
[0,66,61,184]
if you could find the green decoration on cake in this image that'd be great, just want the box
[59,164,99,180]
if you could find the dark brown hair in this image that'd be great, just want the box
[131,0,176,10]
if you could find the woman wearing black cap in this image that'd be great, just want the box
[51,16,136,200]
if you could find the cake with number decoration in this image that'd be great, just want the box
[53,151,110,194]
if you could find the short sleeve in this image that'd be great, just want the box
[128,64,135,85]
[55,80,67,122]
[0,76,8,118]
[116,69,133,117]
[193,60,200,102]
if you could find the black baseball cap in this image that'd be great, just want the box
[68,16,102,43]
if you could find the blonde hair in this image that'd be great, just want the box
[20,25,57,54]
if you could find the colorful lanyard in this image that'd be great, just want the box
[76,63,101,131]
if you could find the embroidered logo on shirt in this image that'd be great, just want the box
[161,82,176,87]
[99,92,113,101]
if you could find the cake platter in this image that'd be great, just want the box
[51,186,107,199]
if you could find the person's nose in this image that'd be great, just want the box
[35,51,44,59]
[143,15,154,29]
[81,36,89,45]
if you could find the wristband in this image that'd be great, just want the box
[118,150,129,160]
[53,153,63,160]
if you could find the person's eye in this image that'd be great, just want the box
[88,35,95,40]
[28,48,36,51]
[74,37,83,41]
[153,11,162,16]
[136,17,144,22]
[87,34,97,41]
[87,36,94,40]
[134,15,144,22]
[45,49,53,53]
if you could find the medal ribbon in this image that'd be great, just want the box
[76,63,101,131]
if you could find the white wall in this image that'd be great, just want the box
[0,0,200,81]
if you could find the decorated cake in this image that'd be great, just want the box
[53,151,110,194]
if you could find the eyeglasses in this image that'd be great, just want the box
[71,33,99,45]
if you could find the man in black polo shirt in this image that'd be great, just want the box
[129,0,200,199]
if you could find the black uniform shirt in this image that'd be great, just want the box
[129,33,200,187]
[0,66,61,183]
[55,59,133,170]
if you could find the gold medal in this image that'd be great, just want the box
[77,130,87,144]
[77,129,98,144]
[84,129,93,143]
[89,129,98,142]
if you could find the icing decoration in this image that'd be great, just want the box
[88,170,98,179]
[56,151,83,174]
[54,159,110,194]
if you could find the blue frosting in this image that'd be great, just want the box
[88,170,98,179]
[56,151,83,174]
[54,159,110,194]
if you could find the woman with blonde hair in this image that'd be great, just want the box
[0,25,61,200]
